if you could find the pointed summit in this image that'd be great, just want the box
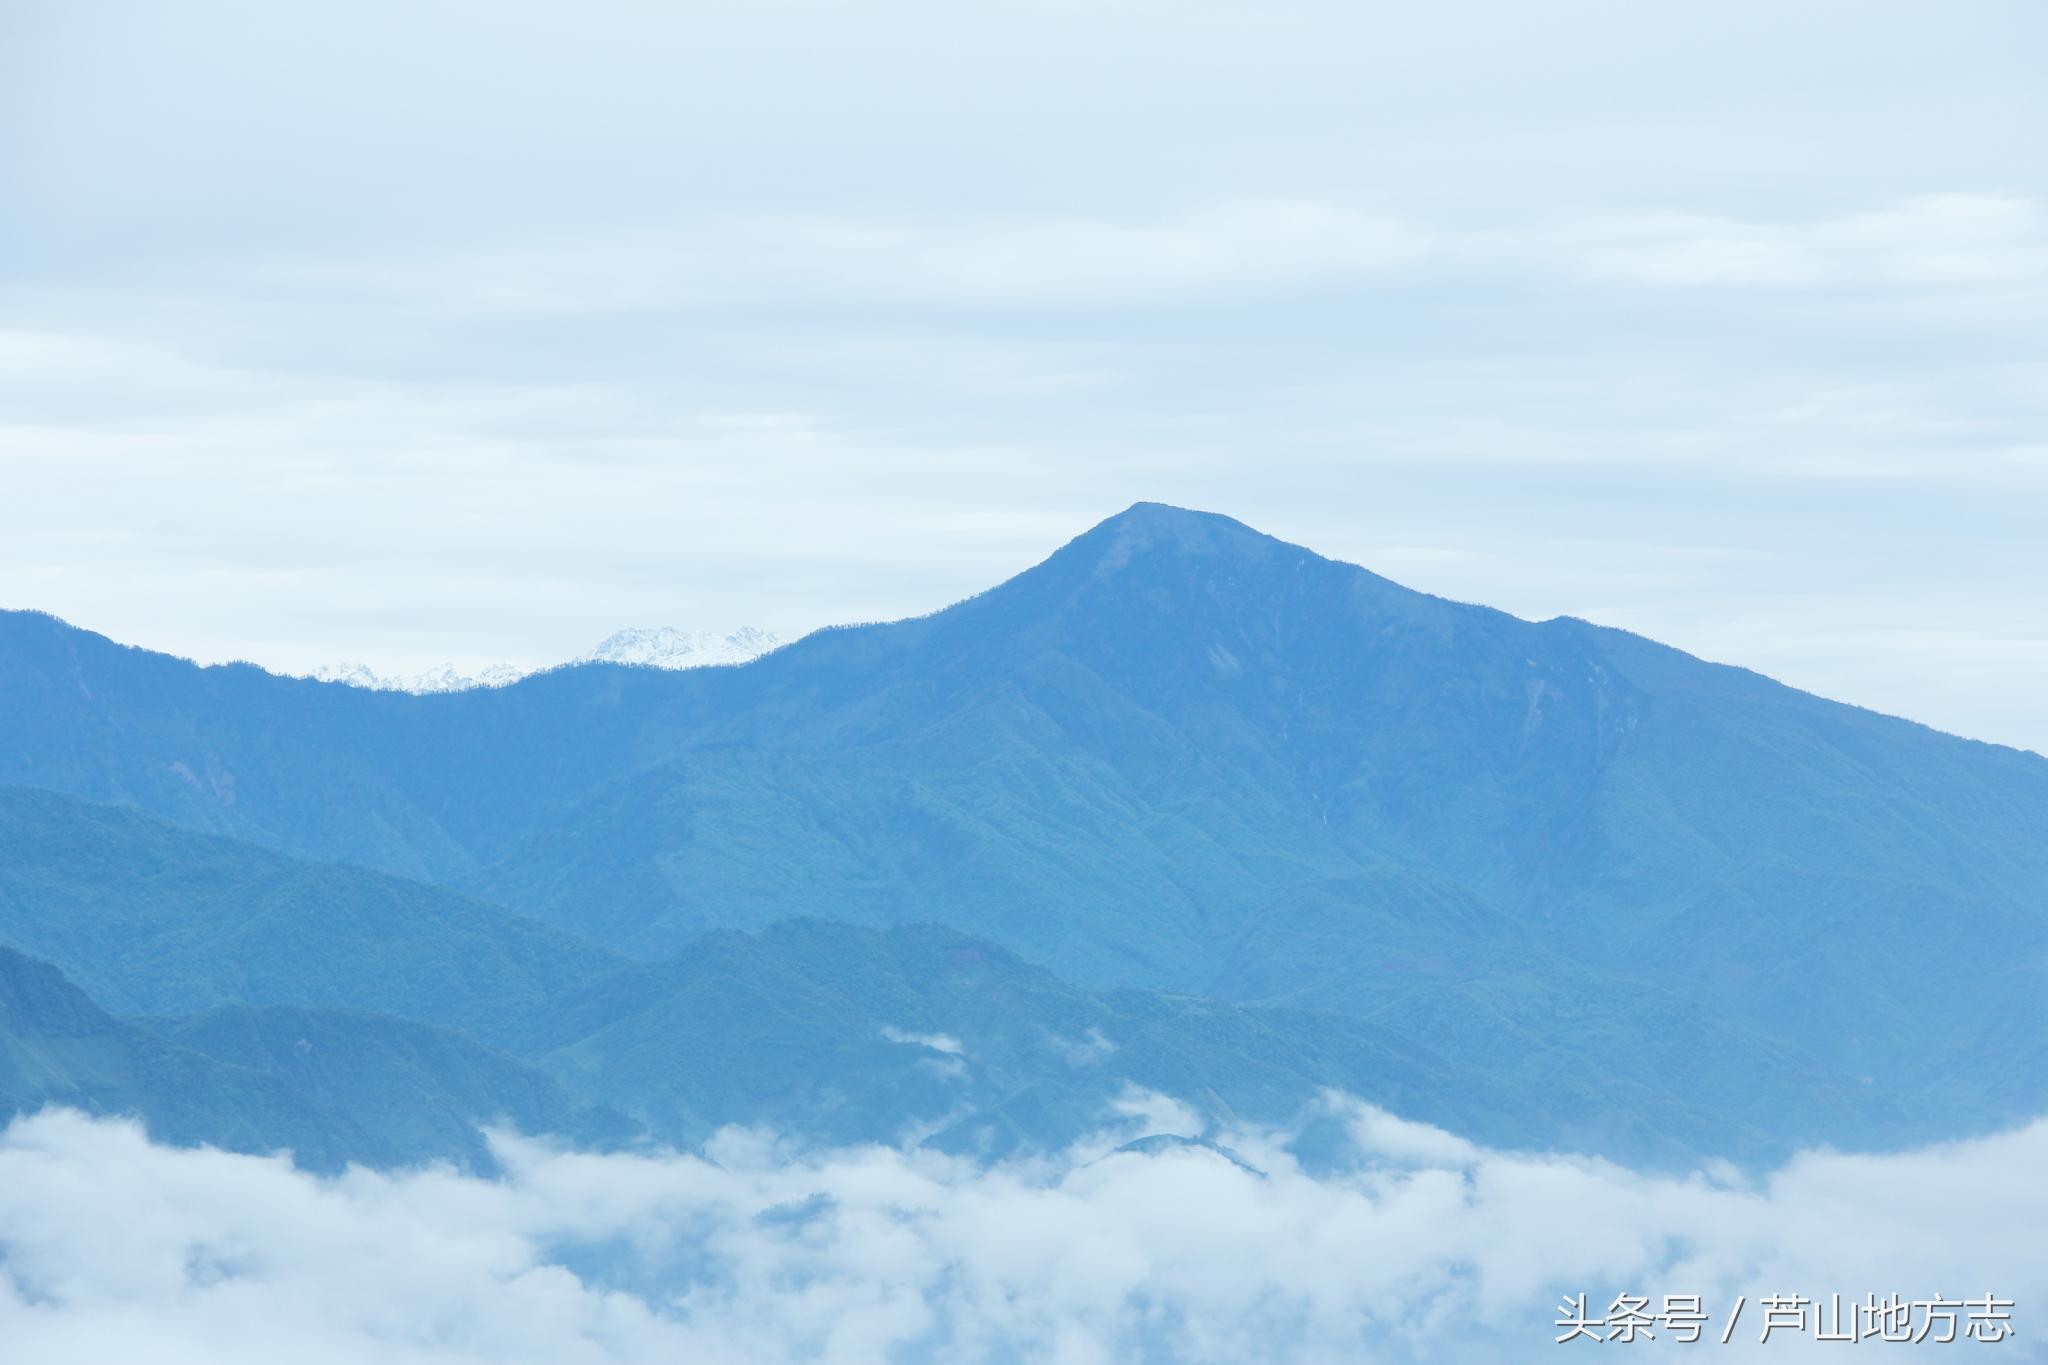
[1090,500,1268,541]
[1053,501,1303,574]
[967,501,1349,621]
[936,501,1420,661]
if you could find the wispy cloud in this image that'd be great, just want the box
[1563,195,2048,294]
[250,202,1426,315]
[222,195,2048,320]
[879,1026,967,1057]
[1053,1027,1117,1066]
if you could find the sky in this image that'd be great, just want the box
[4,1097,2046,1363]
[3,0,2045,751]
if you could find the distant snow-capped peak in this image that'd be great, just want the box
[305,627,782,694]
[305,659,540,694]
[583,626,780,670]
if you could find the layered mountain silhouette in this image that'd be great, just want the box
[2,503,2044,1166]
[0,942,616,1170]
[0,788,622,1046]
[2,787,1808,1163]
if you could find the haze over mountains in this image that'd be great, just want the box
[1,503,2043,1171]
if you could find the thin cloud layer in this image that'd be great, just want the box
[1,1098,2043,1363]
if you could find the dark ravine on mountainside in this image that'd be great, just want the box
[2,503,2045,1168]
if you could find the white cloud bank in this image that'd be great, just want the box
[2,1098,2045,1364]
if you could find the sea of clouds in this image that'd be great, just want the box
[1,1093,2043,1363]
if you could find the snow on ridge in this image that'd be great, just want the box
[304,627,782,694]
[584,626,781,670]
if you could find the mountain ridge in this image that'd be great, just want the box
[4,503,2045,1161]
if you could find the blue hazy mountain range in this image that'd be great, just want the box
[0,786,1833,1165]
[1,503,2044,1167]
[0,939,624,1171]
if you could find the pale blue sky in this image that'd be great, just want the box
[2,0,2044,751]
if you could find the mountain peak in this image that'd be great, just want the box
[1031,503,1315,589]
[913,501,1415,675]
[1089,501,1273,549]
